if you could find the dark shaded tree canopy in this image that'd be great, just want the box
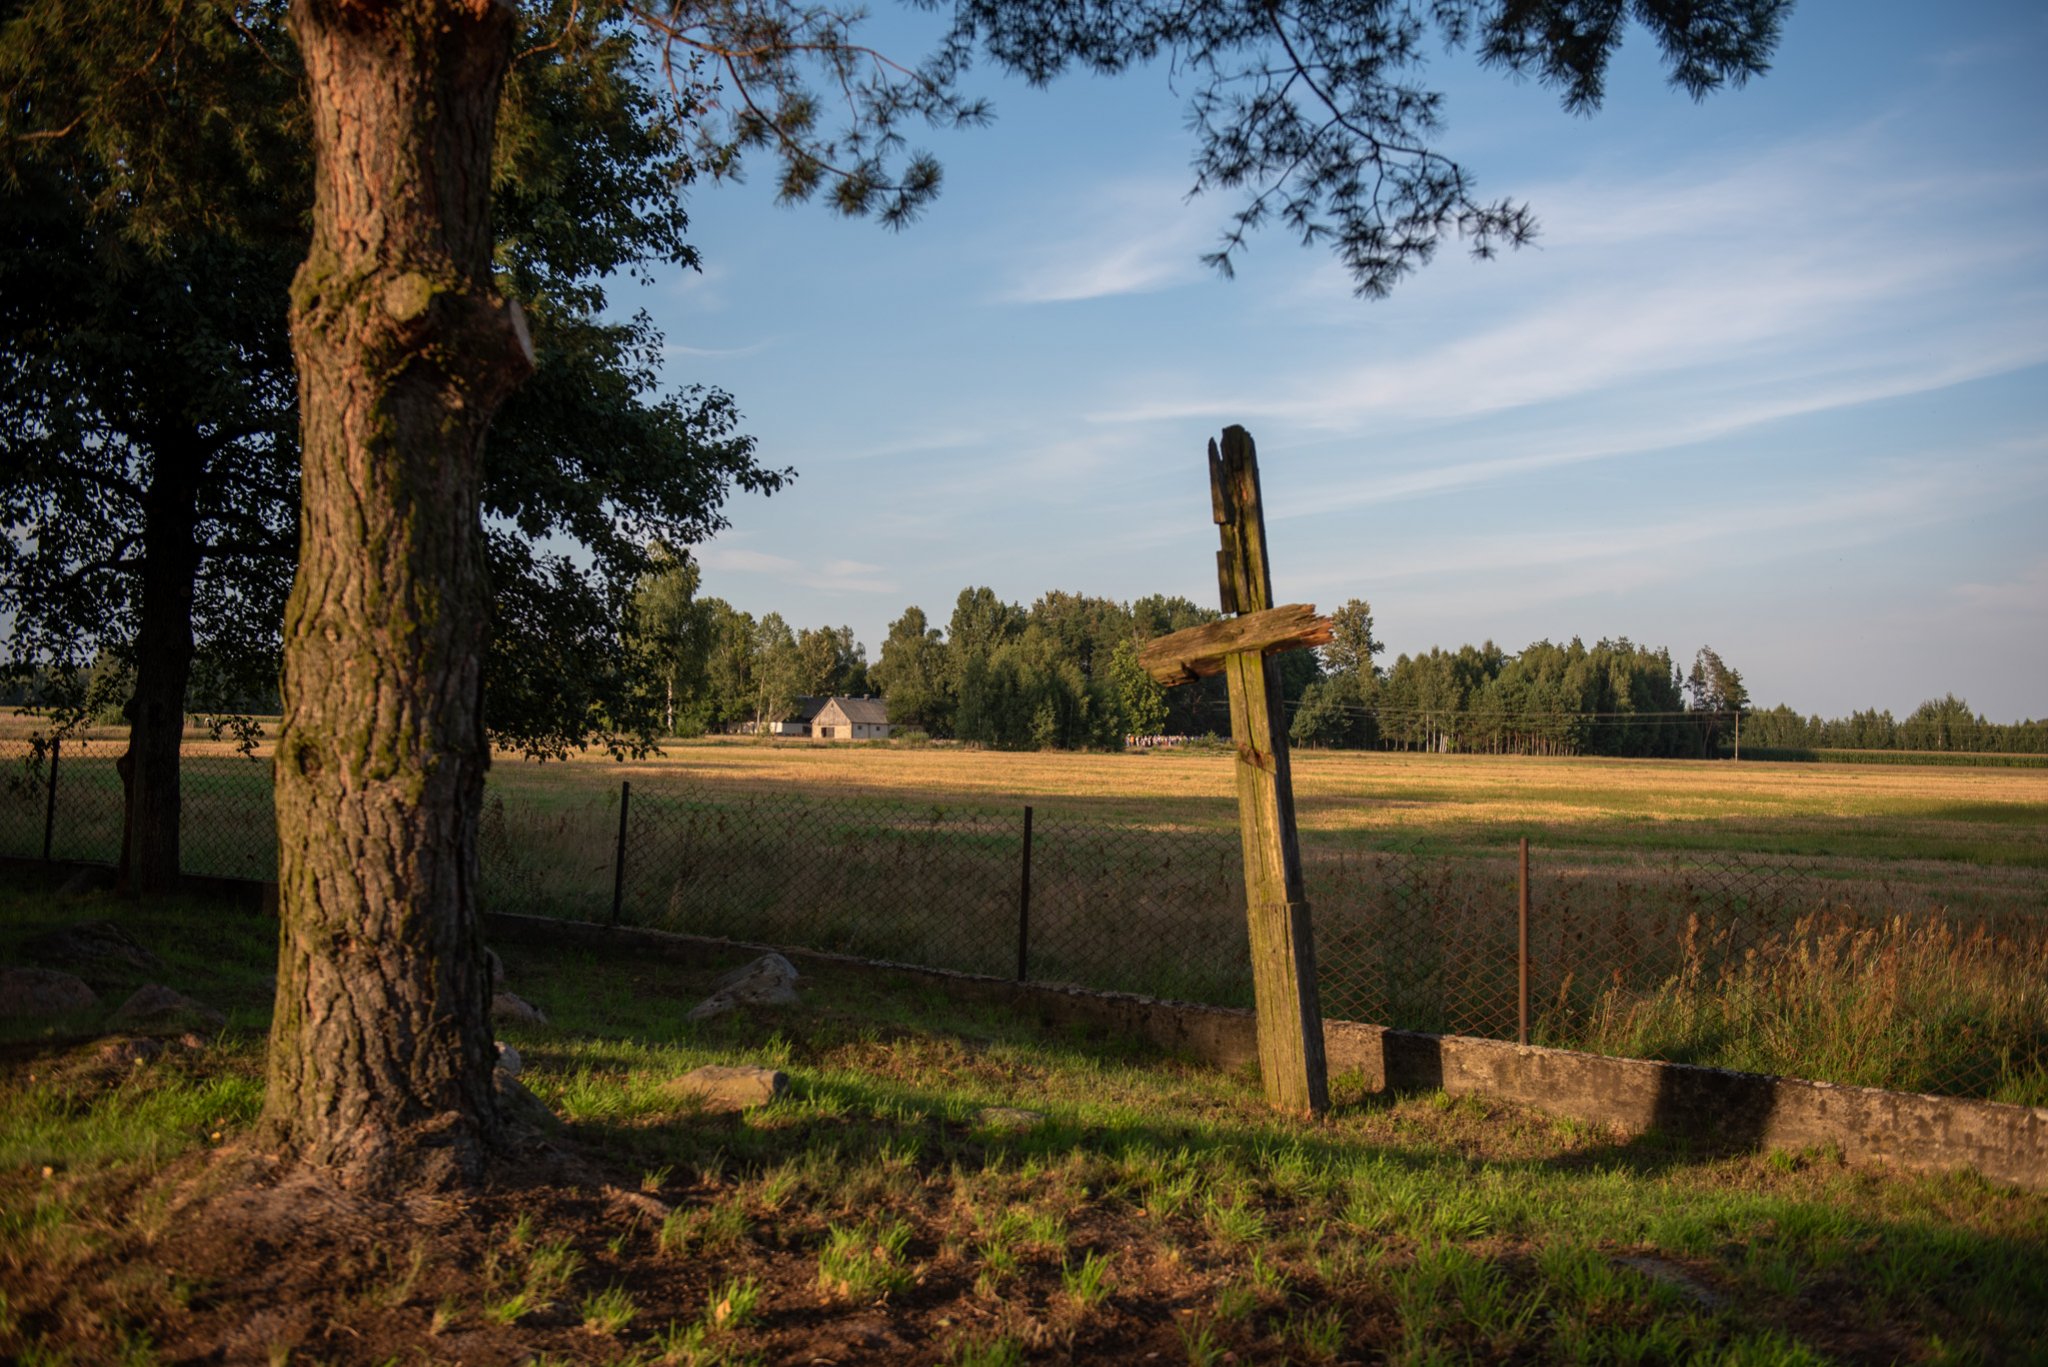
[1,0,788,763]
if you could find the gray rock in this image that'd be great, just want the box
[668,1064,789,1111]
[0,966,99,1017]
[1613,1255,1727,1311]
[496,1041,523,1077]
[494,1069,549,1120]
[107,984,227,1034]
[56,865,116,897]
[484,946,507,991]
[686,953,800,1021]
[492,991,549,1026]
[603,1185,672,1220]
[24,919,160,973]
[97,1037,165,1068]
[974,1106,1044,1132]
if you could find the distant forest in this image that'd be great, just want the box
[11,572,2042,757]
[620,566,2046,757]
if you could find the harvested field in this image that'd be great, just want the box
[5,726,2044,1101]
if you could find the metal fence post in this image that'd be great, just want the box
[41,737,61,862]
[1517,836,1530,1046]
[1016,805,1034,982]
[610,779,632,926]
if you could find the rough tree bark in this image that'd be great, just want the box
[263,0,534,1187]
[115,438,202,896]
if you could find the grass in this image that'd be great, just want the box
[1,883,2045,1363]
[816,1218,916,1300]
[580,1282,638,1335]
[4,728,2043,1094]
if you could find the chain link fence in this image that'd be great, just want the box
[617,783,1022,979]
[1,737,276,879]
[7,736,2044,1104]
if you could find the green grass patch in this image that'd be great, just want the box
[2,883,2045,1363]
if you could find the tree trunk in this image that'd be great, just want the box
[116,446,203,895]
[264,0,533,1188]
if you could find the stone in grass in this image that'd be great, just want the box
[484,946,507,992]
[97,1037,165,1068]
[0,966,99,1018]
[496,1041,523,1078]
[24,919,161,974]
[494,1069,555,1129]
[686,953,800,1021]
[108,984,228,1034]
[1613,1254,1727,1311]
[668,1064,788,1111]
[56,865,117,898]
[973,1106,1045,1133]
[492,991,549,1026]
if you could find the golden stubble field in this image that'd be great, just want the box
[494,736,2048,866]
[9,720,2041,1097]
[9,719,2045,875]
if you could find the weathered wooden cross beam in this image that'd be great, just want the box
[1137,426,1331,1115]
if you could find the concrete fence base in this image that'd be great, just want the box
[485,911,2048,1194]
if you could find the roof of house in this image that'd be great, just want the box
[791,696,830,721]
[823,696,889,727]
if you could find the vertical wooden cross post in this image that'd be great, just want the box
[1138,425,1332,1115]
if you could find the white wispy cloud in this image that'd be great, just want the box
[661,261,732,311]
[694,544,899,596]
[993,179,1213,304]
[1264,331,2048,517]
[695,546,800,576]
[660,339,773,360]
[1295,471,1963,623]
[1076,123,2048,524]
[813,559,898,594]
[1953,556,2048,616]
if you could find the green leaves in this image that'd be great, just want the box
[943,0,1790,294]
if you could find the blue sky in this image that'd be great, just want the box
[628,2,2048,723]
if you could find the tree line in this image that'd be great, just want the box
[626,566,1297,748]
[624,564,2047,758]
[1739,698,2048,756]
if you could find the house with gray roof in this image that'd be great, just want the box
[810,696,890,741]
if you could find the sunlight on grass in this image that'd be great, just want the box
[1,880,2043,1363]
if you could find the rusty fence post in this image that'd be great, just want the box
[610,779,632,926]
[1518,836,1531,1046]
[41,737,61,862]
[1016,805,1034,982]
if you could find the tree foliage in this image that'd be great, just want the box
[1740,696,2047,755]
[0,0,788,765]
[1321,599,1386,679]
[626,550,714,733]
[0,0,303,711]
[1052,0,1783,293]
[545,1,1794,299]
[869,605,951,734]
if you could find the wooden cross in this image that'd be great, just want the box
[1138,425,1332,1115]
